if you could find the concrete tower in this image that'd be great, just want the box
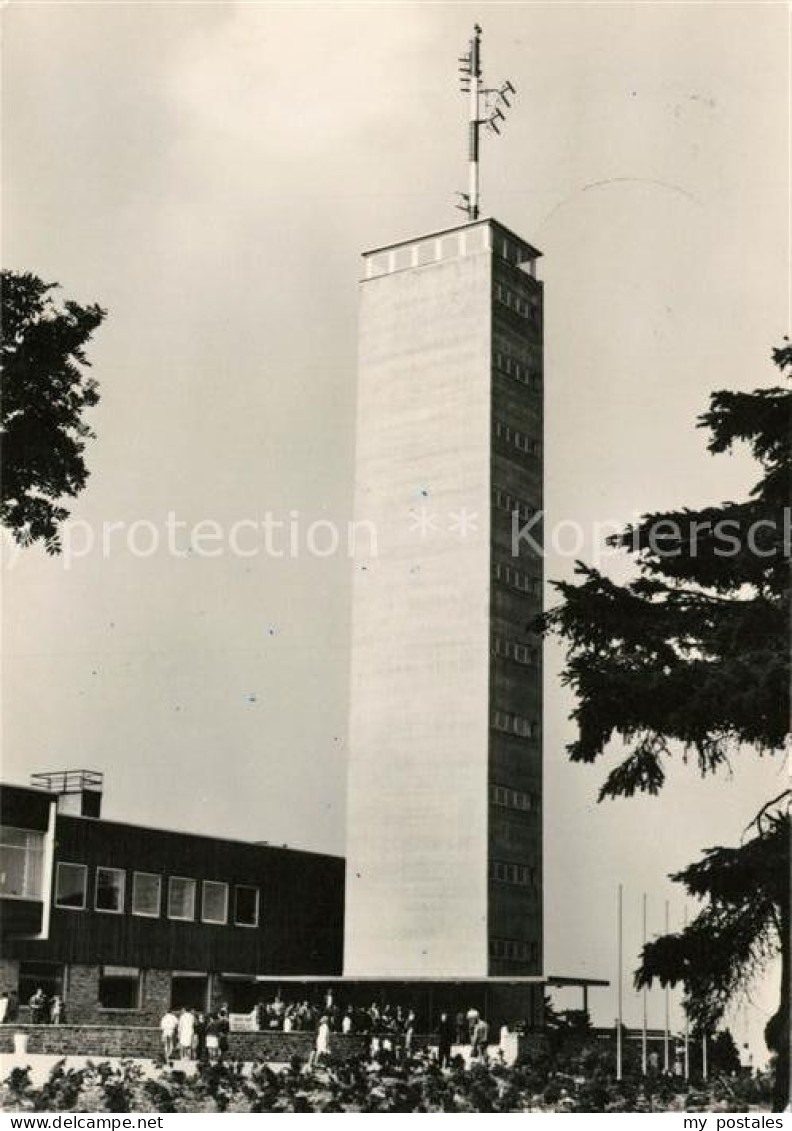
[344,217,543,978]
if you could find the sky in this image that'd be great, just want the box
[2,1,788,1057]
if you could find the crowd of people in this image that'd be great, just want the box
[158,1007,230,1063]
[158,995,493,1070]
[0,988,65,1026]
[251,993,492,1068]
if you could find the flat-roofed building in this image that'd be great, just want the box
[0,773,345,1023]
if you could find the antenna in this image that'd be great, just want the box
[457,25,516,221]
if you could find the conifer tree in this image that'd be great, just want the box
[543,344,790,1108]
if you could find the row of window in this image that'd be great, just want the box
[493,561,542,596]
[16,961,211,1013]
[54,863,260,928]
[494,282,541,325]
[491,636,537,667]
[494,419,541,459]
[490,784,537,813]
[490,860,538,888]
[492,488,536,523]
[492,711,538,739]
[489,938,539,962]
[0,826,44,900]
[493,349,541,390]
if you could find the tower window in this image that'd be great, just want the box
[494,418,541,460]
[491,636,537,666]
[491,783,535,812]
[493,560,541,596]
[492,488,535,522]
[492,711,537,739]
[494,349,542,390]
[489,938,537,962]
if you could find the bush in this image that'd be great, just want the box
[0,1048,775,1113]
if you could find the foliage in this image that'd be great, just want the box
[637,807,790,1110]
[541,346,790,800]
[1,270,106,553]
[541,344,791,1107]
[0,1046,774,1114]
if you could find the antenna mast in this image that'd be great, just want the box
[457,24,515,221]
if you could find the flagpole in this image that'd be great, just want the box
[683,905,690,1082]
[617,883,623,1081]
[702,1032,708,1082]
[663,899,670,1074]
[642,892,648,1075]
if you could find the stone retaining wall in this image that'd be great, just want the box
[0,1025,368,1062]
[0,1025,545,1065]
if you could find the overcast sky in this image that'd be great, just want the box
[3,1,787,1055]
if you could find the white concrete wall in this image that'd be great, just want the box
[344,243,492,977]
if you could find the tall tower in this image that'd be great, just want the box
[344,217,543,977]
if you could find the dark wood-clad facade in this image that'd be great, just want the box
[9,815,345,975]
[0,782,345,1020]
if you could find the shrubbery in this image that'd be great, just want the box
[0,1046,774,1113]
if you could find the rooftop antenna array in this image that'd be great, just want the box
[457,24,516,221]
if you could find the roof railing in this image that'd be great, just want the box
[30,769,104,794]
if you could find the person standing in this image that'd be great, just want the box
[341,1006,354,1034]
[309,1015,331,1069]
[50,996,65,1025]
[437,1012,455,1069]
[160,1007,178,1060]
[217,1007,230,1060]
[404,1009,416,1058]
[471,1016,489,1062]
[178,1007,195,1060]
[194,1011,207,1061]
[205,1015,221,1063]
[29,988,47,1025]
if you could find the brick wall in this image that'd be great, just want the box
[0,959,19,997]
[0,1023,543,1063]
[0,1025,370,1062]
[65,966,99,1024]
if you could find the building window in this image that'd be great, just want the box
[493,561,540,596]
[490,783,535,813]
[171,973,208,1011]
[55,862,88,909]
[98,966,141,1010]
[492,488,535,523]
[492,711,537,739]
[490,859,537,888]
[95,867,125,913]
[0,826,45,900]
[168,877,196,921]
[491,636,537,667]
[493,349,541,391]
[132,872,161,918]
[234,885,259,928]
[490,938,537,963]
[19,961,65,1008]
[201,880,228,925]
